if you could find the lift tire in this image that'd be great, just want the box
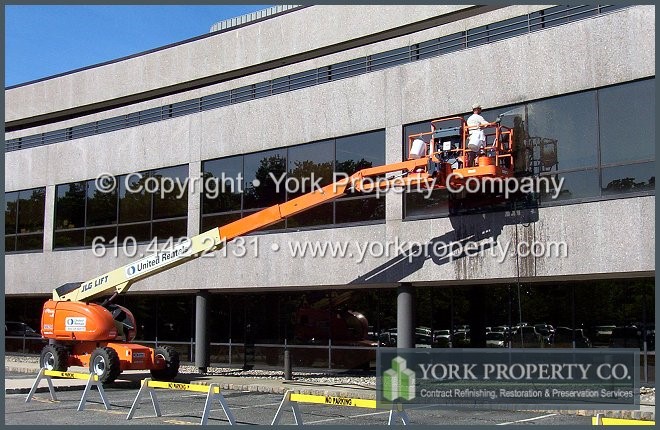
[40,344,69,372]
[89,346,122,384]
[150,345,180,381]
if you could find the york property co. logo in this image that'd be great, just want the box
[383,356,416,401]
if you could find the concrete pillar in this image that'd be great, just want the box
[43,185,56,251]
[188,161,201,236]
[397,283,414,348]
[195,290,210,372]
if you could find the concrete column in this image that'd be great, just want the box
[188,161,201,237]
[195,290,210,372]
[43,185,56,251]
[397,283,414,348]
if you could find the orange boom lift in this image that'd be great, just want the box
[40,118,514,383]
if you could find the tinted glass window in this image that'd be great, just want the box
[286,202,333,228]
[5,191,18,233]
[335,197,385,223]
[152,164,188,220]
[601,162,655,196]
[527,91,598,171]
[84,226,117,246]
[539,169,600,203]
[599,79,655,165]
[243,149,287,210]
[55,182,86,230]
[17,188,45,233]
[287,140,334,200]
[86,178,117,227]
[336,130,386,175]
[202,156,243,214]
[119,172,151,223]
[54,230,84,248]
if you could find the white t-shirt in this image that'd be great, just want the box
[466,113,489,152]
[467,113,489,130]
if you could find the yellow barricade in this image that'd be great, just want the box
[592,414,655,426]
[272,390,409,425]
[26,367,110,411]
[127,378,235,425]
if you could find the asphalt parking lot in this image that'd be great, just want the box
[5,383,593,426]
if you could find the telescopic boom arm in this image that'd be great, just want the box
[53,157,437,303]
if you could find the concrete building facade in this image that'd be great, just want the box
[5,5,655,364]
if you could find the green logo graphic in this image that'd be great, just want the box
[383,356,416,401]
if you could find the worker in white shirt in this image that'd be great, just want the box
[466,103,490,166]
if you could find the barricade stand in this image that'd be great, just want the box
[271,390,410,425]
[126,378,236,425]
[25,368,110,412]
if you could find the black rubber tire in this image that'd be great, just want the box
[150,345,180,381]
[40,344,68,371]
[89,346,122,384]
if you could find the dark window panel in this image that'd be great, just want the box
[272,76,290,95]
[71,123,96,139]
[201,212,242,232]
[5,235,16,252]
[86,178,117,227]
[152,164,189,220]
[201,91,230,111]
[599,79,655,165]
[335,197,385,224]
[369,47,409,72]
[254,81,272,99]
[15,234,43,252]
[565,5,598,22]
[55,182,86,230]
[286,202,333,229]
[330,58,366,81]
[317,66,331,83]
[119,172,151,223]
[539,169,601,204]
[126,112,140,127]
[202,156,243,214]
[243,149,287,210]
[53,229,85,249]
[287,140,334,201]
[405,189,450,219]
[152,219,188,242]
[84,226,117,247]
[17,188,45,233]
[530,6,568,31]
[486,15,529,43]
[5,191,18,234]
[96,116,126,133]
[170,99,200,117]
[140,107,163,125]
[467,24,490,47]
[118,222,152,244]
[42,129,67,145]
[289,70,317,90]
[336,130,386,198]
[602,162,655,196]
[599,5,627,13]
[527,91,599,171]
[231,85,254,103]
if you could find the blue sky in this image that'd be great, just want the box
[5,5,271,87]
